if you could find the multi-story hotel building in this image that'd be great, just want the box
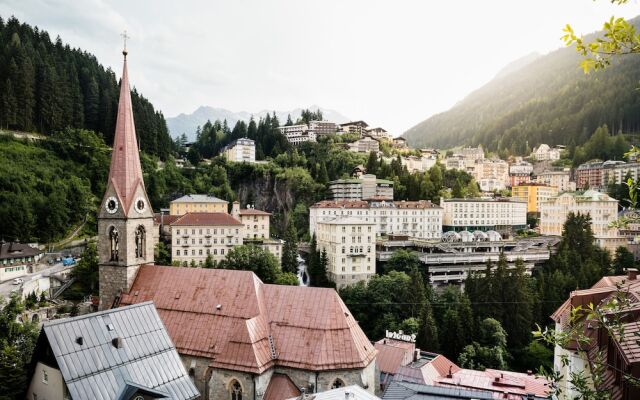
[169,194,228,215]
[222,138,255,163]
[308,120,338,136]
[511,184,559,213]
[536,169,576,192]
[231,201,270,239]
[328,174,394,201]
[347,136,380,153]
[473,159,509,191]
[278,124,317,145]
[309,199,443,239]
[532,144,561,161]
[339,121,369,136]
[440,198,527,236]
[575,160,605,190]
[316,217,376,288]
[366,127,391,141]
[170,213,243,266]
[539,190,622,251]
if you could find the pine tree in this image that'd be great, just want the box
[282,219,299,274]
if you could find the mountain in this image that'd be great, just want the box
[167,105,350,140]
[403,17,640,154]
[0,16,173,159]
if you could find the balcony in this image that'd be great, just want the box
[205,234,212,238]
[181,244,190,248]
[204,244,212,247]
[182,234,190,239]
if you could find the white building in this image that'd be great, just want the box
[473,159,509,191]
[0,242,41,282]
[539,190,623,252]
[171,213,243,265]
[509,159,533,175]
[339,121,369,136]
[532,144,561,161]
[440,198,527,236]
[366,127,391,141]
[316,217,376,288]
[222,138,255,163]
[536,169,576,192]
[310,199,443,239]
[328,174,394,201]
[278,124,316,145]
[347,136,380,153]
[309,120,338,136]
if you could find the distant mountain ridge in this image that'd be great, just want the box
[403,17,640,153]
[167,105,350,139]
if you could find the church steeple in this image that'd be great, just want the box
[107,52,144,213]
[98,44,156,311]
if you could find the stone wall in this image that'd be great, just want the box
[208,368,273,400]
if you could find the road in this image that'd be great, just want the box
[0,262,73,300]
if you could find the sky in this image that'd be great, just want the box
[1,0,638,135]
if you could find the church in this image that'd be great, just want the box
[97,48,377,399]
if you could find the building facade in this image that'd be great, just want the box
[532,144,561,161]
[347,136,380,153]
[328,174,394,201]
[440,198,527,236]
[536,169,576,192]
[310,200,443,239]
[278,124,317,144]
[316,217,376,288]
[0,242,42,282]
[511,184,559,213]
[575,160,605,190]
[309,120,338,136]
[170,213,243,265]
[223,137,256,163]
[340,121,369,136]
[473,159,509,191]
[170,194,228,215]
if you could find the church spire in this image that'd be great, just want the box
[107,47,144,212]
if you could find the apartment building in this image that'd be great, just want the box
[328,174,394,201]
[170,213,243,265]
[169,194,228,215]
[339,120,369,136]
[539,190,619,240]
[509,159,533,175]
[575,160,605,190]
[473,159,509,191]
[460,145,484,161]
[316,217,376,288]
[532,144,561,161]
[309,199,443,239]
[231,201,270,239]
[511,184,559,213]
[392,137,408,149]
[366,127,391,141]
[222,138,255,163]
[308,120,338,136]
[278,124,317,145]
[536,169,576,192]
[347,136,380,153]
[440,198,527,236]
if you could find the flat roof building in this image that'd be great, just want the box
[170,194,228,215]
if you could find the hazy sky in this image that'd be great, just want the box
[1,0,638,134]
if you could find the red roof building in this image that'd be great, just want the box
[551,271,640,400]
[119,265,377,399]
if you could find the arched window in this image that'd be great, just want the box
[331,378,344,389]
[109,226,119,261]
[230,380,242,400]
[135,226,146,258]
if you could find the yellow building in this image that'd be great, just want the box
[511,184,559,213]
[169,194,228,215]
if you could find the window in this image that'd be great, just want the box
[230,380,242,400]
[199,249,203,255]
[177,229,180,235]
[134,225,146,258]
[331,378,344,389]
[177,250,181,256]
[221,249,225,255]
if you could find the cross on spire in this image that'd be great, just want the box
[121,30,130,58]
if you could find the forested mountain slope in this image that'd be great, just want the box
[0,16,173,158]
[403,17,640,154]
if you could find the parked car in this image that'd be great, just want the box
[12,278,24,285]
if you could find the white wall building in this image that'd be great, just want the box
[223,138,256,163]
[473,159,509,191]
[278,124,317,144]
[316,217,376,288]
[440,198,527,235]
[328,174,394,201]
[310,200,443,239]
[532,144,561,161]
[536,169,576,192]
[347,136,380,153]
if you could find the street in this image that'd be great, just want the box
[0,262,73,300]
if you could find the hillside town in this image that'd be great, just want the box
[2,2,640,400]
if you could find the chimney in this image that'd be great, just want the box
[112,337,124,349]
[628,268,638,281]
[232,201,240,217]
[526,370,532,376]
[447,366,453,379]
[414,349,420,362]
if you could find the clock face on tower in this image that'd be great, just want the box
[105,196,119,214]
[134,197,147,214]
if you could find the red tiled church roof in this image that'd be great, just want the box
[119,266,376,373]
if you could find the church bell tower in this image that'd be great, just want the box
[98,45,155,310]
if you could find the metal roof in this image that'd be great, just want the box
[170,194,228,203]
[382,381,494,400]
[288,385,380,400]
[42,301,199,400]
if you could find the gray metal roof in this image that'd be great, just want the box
[287,385,380,400]
[170,194,227,203]
[42,301,199,400]
[382,381,494,400]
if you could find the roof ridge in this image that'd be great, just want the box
[43,301,154,327]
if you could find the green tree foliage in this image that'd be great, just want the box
[384,249,422,275]
[0,17,173,159]
[275,272,299,286]
[217,244,280,283]
[69,242,99,296]
[154,242,171,266]
[434,286,474,360]
[458,318,509,370]
[573,125,629,165]
[281,220,299,274]
[612,245,635,275]
[0,294,39,400]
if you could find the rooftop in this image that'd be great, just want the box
[170,212,243,226]
[35,302,199,399]
[0,241,41,260]
[119,266,377,374]
[170,194,228,204]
